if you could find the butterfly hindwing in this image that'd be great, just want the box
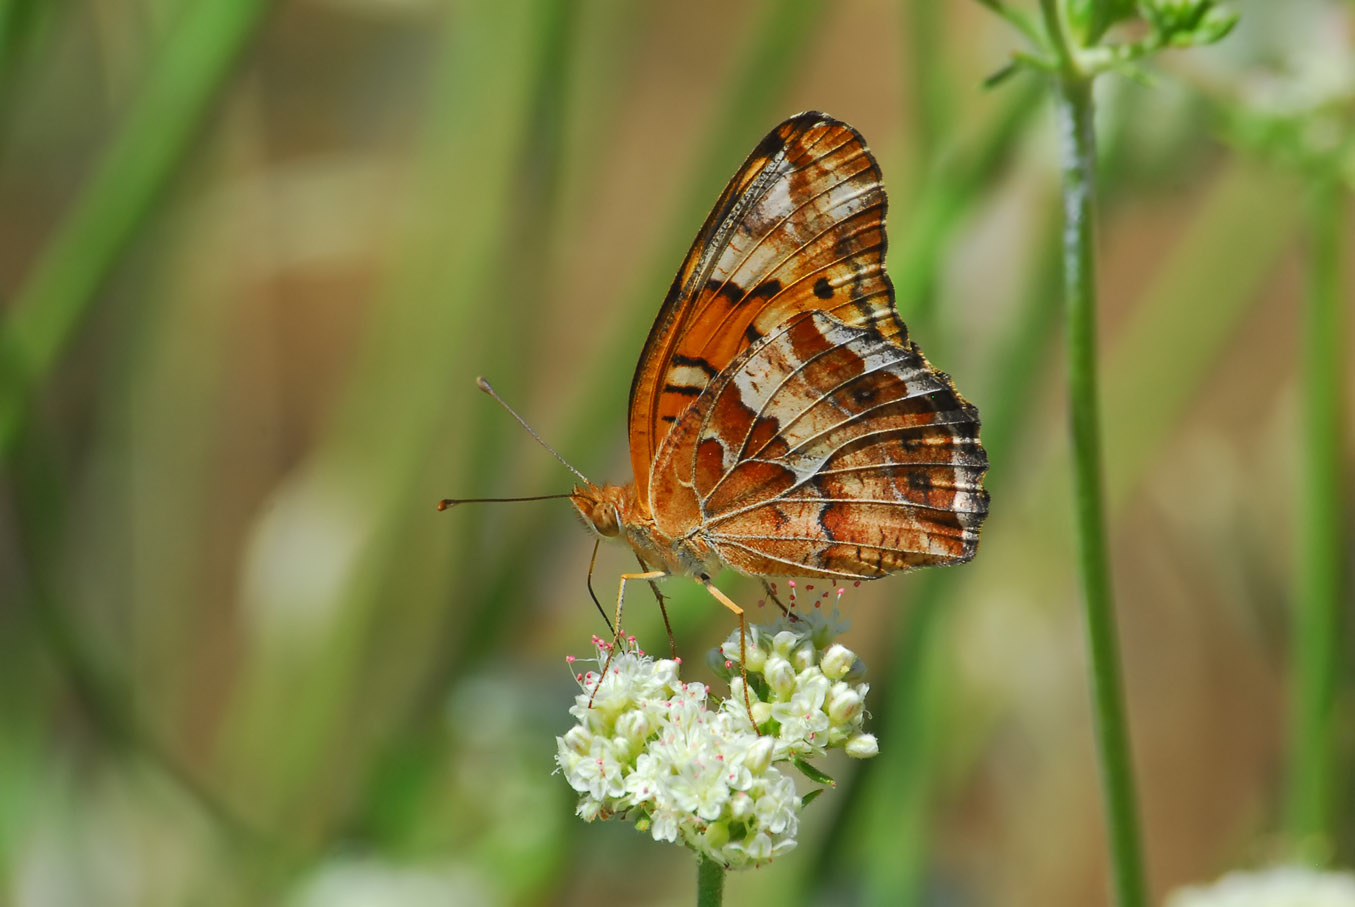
[650,311,987,579]
[628,112,908,510]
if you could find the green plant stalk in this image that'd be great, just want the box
[905,0,946,169]
[1041,2,1145,903]
[697,854,725,907]
[0,0,272,459]
[1286,175,1347,857]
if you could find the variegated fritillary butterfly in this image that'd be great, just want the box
[447,111,988,676]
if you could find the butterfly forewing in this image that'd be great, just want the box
[628,113,909,509]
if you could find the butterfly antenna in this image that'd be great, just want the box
[437,492,574,511]
[476,376,592,486]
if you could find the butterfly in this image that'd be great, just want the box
[449,111,988,673]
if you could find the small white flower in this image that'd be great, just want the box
[1164,865,1355,907]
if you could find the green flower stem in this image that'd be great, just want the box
[1286,175,1347,858]
[697,854,725,907]
[1041,2,1146,905]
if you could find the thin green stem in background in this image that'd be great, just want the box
[0,0,273,458]
[1040,1,1146,904]
[1286,174,1347,860]
[697,854,725,907]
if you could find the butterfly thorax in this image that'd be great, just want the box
[570,481,719,580]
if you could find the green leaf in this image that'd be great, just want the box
[982,61,1022,89]
[1181,6,1239,46]
[794,759,835,786]
[1071,0,1137,45]
[802,788,826,808]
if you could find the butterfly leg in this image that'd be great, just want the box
[585,540,614,636]
[636,553,677,658]
[703,582,760,732]
[589,570,667,709]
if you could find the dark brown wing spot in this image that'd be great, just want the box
[849,383,879,407]
[813,276,834,299]
[672,354,718,378]
[746,279,782,303]
[663,383,703,397]
[705,278,746,308]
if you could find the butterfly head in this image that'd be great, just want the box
[569,482,631,539]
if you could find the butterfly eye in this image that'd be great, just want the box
[590,503,621,538]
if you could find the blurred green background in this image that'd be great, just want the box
[0,1,1351,904]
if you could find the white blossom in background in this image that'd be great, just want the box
[1164,865,1355,907]
[554,598,877,869]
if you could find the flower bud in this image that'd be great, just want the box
[615,709,651,744]
[845,733,879,759]
[744,736,775,774]
[771,630,799,655]
[763,654,796,696]
[820,643,856,680]
[827,688,863,725]
[652,659,680,686]
[742,642,767,673]
[563,725,593,754]
[729,791,754,822]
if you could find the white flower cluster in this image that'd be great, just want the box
[715,604,878,762]
[555,606,877,869]
[1165,865,1355,907]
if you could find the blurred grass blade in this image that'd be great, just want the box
[0,0,272,457]
[1286,176,1347,858]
